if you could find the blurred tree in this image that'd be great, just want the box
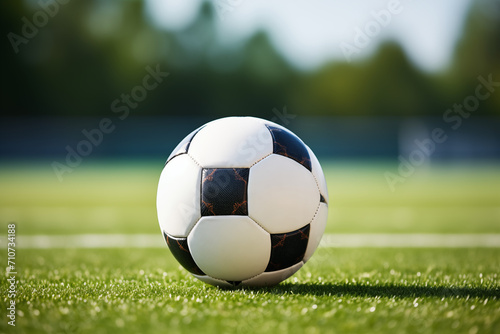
[144,2,294,118]
[1,0,499,118]
[1,0,169,116]
[292,43,440,116]
[447,0,500,115]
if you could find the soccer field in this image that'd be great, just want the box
[1,160,499,333]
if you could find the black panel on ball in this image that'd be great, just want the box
[320,194,327,204]
[265,125,312,171]
[163,232,205,275]
[265,224,310,272]
[226,281,242,287]
[166,127,204,164]
[201,168,249,216]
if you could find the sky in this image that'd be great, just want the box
[145,0,473,72]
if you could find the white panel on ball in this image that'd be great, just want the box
[188,216,271,281]
[242,262,303,287]
[188,117,273,168]
[307,146,329,203]
[248,154,320,234]
[157,154,201,237]
[192,275,234,288]
[302,203,328,263]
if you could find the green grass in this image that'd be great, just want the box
[2,248,499,334]
[0,160,499,235]
[0,160,499,333]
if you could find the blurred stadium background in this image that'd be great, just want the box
[1,0,499,239]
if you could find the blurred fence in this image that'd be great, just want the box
[1,116,499,160]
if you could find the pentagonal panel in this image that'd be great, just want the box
[243,261,303,287]
[201,168,249,216]
[157,154,201,237]
[266,224,310,272]
[265,125,312,171]
[166,125,204,164]
[303,203,328,263]
[188,117,273,168]
[307,146,329,204]
[188,216,271,281]
[248,154,320,234]
[163,232,204,275]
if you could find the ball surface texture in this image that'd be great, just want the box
[157,116,329,287]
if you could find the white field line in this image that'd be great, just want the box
[321,234,500,248]
[1,234,500,249]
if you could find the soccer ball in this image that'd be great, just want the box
[156,116,328,287]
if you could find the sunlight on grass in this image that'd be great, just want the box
[2,248,498,334]
[0,160,499,234]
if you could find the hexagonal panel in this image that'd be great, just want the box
[157,154,201,237]
[188,216,271,281]
[248,154,320,234]
[303,203,328,263]
[188,117,273,168]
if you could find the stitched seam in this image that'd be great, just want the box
[242,270,266,282]
[311,174,327,204]
[187,152,203,168]
[307,201,322,227]
[247,215,271,234]
[184,218,200,240]
[250,152,273,168]
[243,260,305,282]
[198,274,235,286]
